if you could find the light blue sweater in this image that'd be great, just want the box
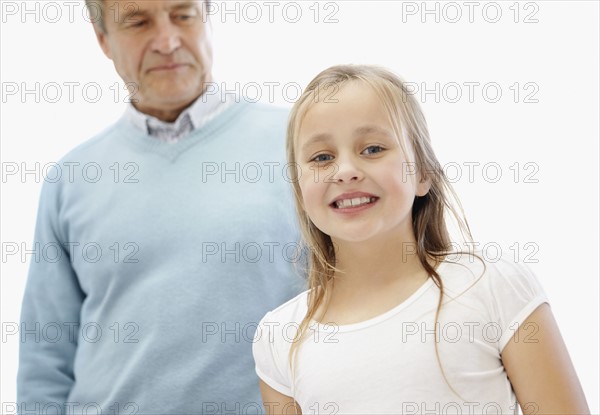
[17,101,305,414]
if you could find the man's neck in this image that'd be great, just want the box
[134,76,214,122]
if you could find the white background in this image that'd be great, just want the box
[1,0,598,411]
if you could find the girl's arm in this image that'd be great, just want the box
[259,379,303,415]
[501,303,590,414]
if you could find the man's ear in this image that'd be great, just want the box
[93,24,112,60]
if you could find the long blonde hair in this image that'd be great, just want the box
[286,64,482,398]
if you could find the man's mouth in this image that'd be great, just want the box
[332,196,378,209]
[148,63,187,72]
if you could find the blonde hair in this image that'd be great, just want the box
[286,64,484,399]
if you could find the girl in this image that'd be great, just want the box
[252,65,589,414]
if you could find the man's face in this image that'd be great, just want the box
[95,0,213,120]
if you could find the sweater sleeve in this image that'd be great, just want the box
[486,258,549,353]
[252,312,294,397]
[17,177,85,408]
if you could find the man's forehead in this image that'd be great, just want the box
[111,0,202,12]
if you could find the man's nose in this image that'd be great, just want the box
[151,19,182,54]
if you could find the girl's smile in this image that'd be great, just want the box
[330,192,379,213]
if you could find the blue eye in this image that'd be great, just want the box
[362,145,385,155]
[311,154,333,163]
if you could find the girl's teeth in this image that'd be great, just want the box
[335,197,374,209]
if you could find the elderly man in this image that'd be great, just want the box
[17,0,302,413]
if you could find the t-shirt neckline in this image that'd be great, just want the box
[309,261,448,333]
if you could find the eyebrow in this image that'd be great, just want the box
[121,1,198,22]
[300,125,395,152]
[354,125,395,138]
[169,2,199,12]
[301,133,332,153]
[121,8,145,23]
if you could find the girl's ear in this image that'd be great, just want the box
[416,174,432,197]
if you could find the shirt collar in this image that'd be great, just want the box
[124,82,228,137]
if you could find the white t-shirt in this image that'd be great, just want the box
[252,254,549,414]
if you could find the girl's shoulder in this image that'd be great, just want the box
[439,252,549,349]
[253,290,310,397]
[439,252,546,298]
[258,289,312,328]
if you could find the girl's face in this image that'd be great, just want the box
[295,81,430,245]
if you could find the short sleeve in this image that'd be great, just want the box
[252,312,293,397]
[487,258,549,352]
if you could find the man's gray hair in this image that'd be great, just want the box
[84,0,106,33]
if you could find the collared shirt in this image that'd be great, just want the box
[125,84,233,143]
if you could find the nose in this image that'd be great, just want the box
[151,18,181,54]
[332,154,364,183]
